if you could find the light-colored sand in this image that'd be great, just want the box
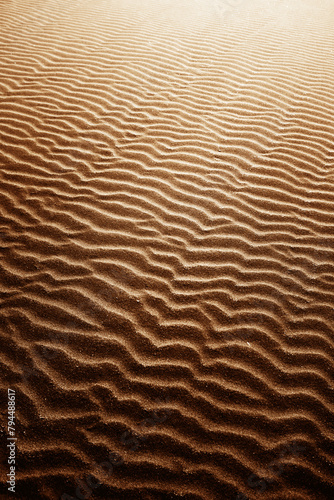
[0,0,334,499]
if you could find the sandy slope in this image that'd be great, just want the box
[0,0,334,499]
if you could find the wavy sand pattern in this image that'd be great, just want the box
[0,0,334,499]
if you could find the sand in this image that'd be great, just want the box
[0,0,334,499]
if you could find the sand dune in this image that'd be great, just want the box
[0,0,334,499]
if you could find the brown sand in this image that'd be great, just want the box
[0,0,334,499]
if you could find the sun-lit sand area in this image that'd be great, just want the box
[1,0,334,498]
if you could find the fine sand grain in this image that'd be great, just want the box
[0,0,334,499]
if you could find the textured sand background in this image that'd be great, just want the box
[0,0,334,499]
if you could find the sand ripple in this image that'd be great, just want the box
[0,0,334,499]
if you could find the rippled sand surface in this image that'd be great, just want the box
[0,0,334,499]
